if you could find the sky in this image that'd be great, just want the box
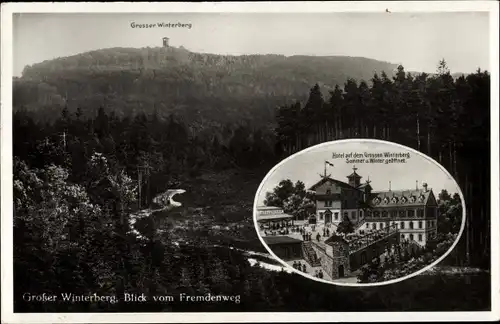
[13,12,490,77]
[256,141,461,206]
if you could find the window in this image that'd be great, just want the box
[409,222,414,229]
[380,223,384,229]
[418,221,423,229]
[320,213,324,220]
[366,223,370,228]
[410,234,414,241]
[366,210,372,217]
[372,223,376,230]
[326,189,331,195]
[382,211,388,218]
[408,210,415,217]
[400,221,405,229]
[334,212,339,220]
[343,212,348,220]
[351,211,356,219]
[401,234,405,240]
[391,210,397,218]
[360,210,363,217]
[417,209,424,217]
[399,210,406,217]
[418,234,423,241]
[374,211,380,218]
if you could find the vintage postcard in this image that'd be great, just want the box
[1,1,499,323]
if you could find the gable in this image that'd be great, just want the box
[314,180,342,195]
[308,177,330,191]
[309,177,360,193]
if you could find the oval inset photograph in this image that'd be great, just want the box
[253,139,465,286]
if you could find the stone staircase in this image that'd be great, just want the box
[302,241,321,267]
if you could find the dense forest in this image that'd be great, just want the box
[12,47,491,312]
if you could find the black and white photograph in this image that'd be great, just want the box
[1,2,498,323]
[255,140,464,285]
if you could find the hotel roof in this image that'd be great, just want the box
[324,235,349,245]
[257,206,283,210]
[308,177,361,192]
[257,214,294,222]
[263,236,303,245]
[370,189,435,207]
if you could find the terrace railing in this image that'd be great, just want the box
[348,223,399,254]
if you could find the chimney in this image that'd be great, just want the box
[389,181,391,192]
[422,182,428,192]
[416,180,418,190]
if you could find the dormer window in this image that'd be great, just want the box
[383,197,389,204]
[409,196,416,203]
[419,195,425,202]
[326,189,331,195]
[391,197,398,204]
[374,198,381,205]
[401,197,407,203]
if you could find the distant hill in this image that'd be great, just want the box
[14,46,400,128]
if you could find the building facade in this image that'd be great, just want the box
[324,236,351,278]
[256,206,294,229]
[309,166,371,227]
[308,167,438,247]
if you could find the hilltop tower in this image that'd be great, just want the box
[162,37,169,47]
[347,165,362,188]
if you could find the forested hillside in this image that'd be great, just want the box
[14,46,398,127]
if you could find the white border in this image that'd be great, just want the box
[253,139,467,287]
[1,1,499,323]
